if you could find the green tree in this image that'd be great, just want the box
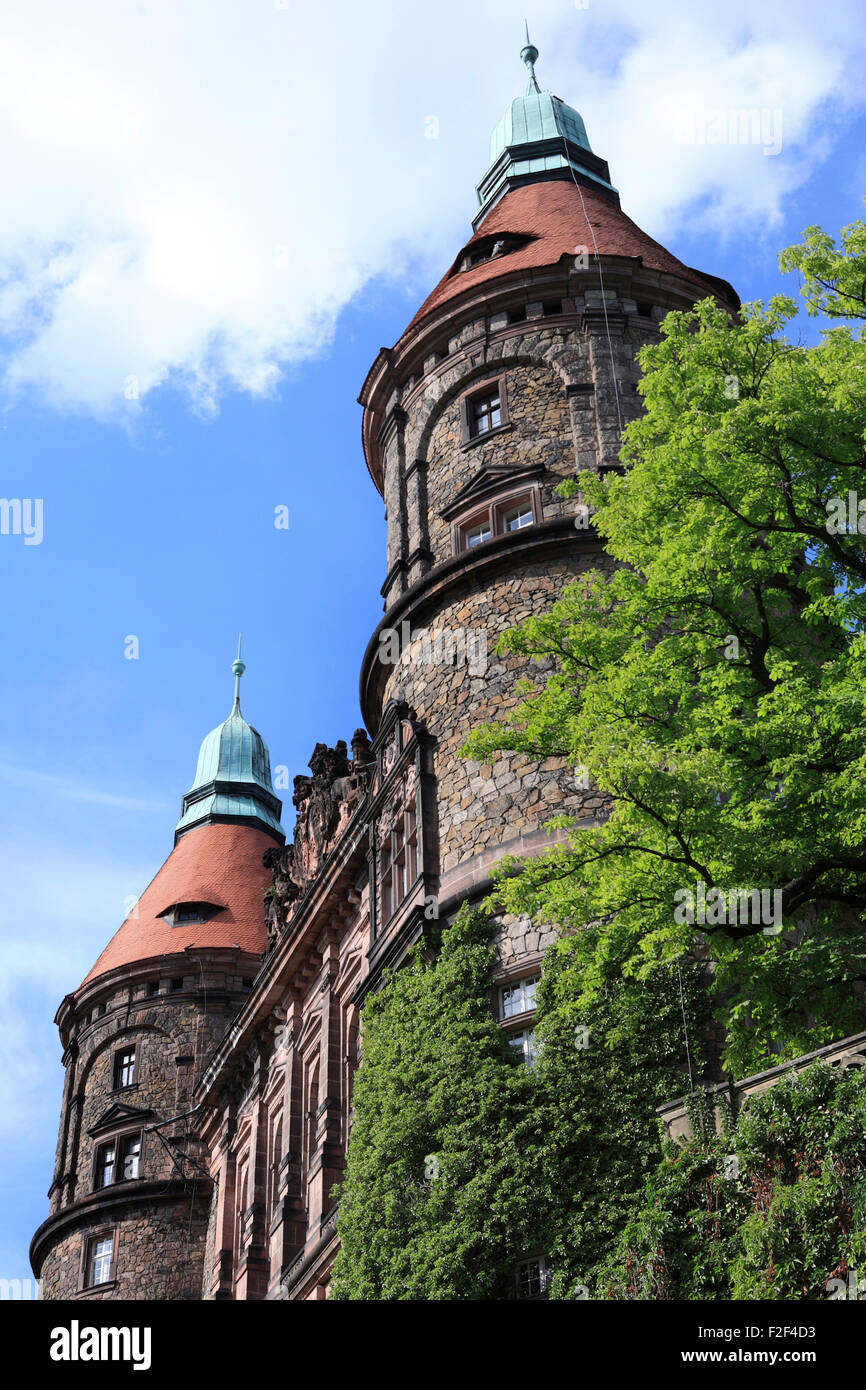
[463,208,866,1076]
[528,944,708,1298]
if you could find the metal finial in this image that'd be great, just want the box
[520,23,541,95]
[231,633,246,711]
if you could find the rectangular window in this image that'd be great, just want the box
[455,491,538,554]
[96,1140,116,1189]
[503,502,534,532]
[471,390,501,437]
[121,1134,141,1181]
[516,1256,550,1299]
[508,1028,538,1069]
[380,802,418,925]
[87,1234,114,1288]
[381,840,392,921]
[113,1048,136,1090]
[500,976,539,1020]
[405,805,417,885]
[465,519,492,548]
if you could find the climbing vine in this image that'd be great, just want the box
[598,1062,866,1300]
[330,904,707,1299]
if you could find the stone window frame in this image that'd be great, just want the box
[80,1226,118,1292]
[492,956,543,1067]
[450,483,542,555]
[92,1126,145,1192]
[267,1111,284,1220]
[459,374,511,447]
[498,974,540,1022]
[111,1044,137,1092]
[234,1151,251,1271]
[366,705,434,951]
[379,794,419,928]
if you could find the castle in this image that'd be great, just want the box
[30,41,742,1300]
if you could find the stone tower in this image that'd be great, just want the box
[30,656,285,1299]
[357,39,738,950]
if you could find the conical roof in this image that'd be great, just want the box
[78,648,284,989]
[80,821,275,986]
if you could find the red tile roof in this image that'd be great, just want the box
[403,179,728,337]
[81,821,275,986]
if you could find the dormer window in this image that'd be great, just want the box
[455,233,529,273]
[453,489,541,553]
[95,1132,141,1189]
[503,502,534,533]
[465,519,492,549]
[160,900,220,927]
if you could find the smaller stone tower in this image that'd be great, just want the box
[31,653,284,1300]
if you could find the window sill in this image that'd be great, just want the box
[76,1280,117,1297]
[500,1010,537,1029]
[460,421,513,452]
[93,1176,141,1194]
[458,519,539,556]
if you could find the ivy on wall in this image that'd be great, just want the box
[330,904,707,1299]
[599,1062,866,1300]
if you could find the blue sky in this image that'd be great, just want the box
[2,0,866,1284]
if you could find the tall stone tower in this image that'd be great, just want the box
[30,657,284,1299]
[357,39,737,951]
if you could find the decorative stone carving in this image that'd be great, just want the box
[263,737,373,942]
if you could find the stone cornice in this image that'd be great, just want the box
[359,517,602,734]
[30,1178,211,1276]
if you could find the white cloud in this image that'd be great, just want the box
[0,0,861,416]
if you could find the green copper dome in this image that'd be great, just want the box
[474,39,618,226]
[175,646,284,842]
[489,91,591,164]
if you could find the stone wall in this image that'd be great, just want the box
[34,957,258,1300]
[381,552,614,874]
[424,360,575,563]
[39,1192,210,1301]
